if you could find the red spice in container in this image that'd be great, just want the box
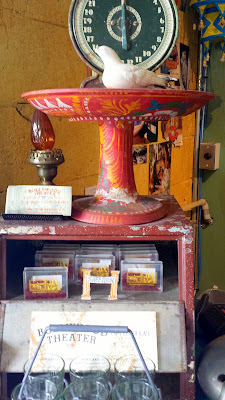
[24,282,67,299]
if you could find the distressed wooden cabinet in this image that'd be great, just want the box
[0,196,195,399]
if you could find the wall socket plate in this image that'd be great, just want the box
[199,142,221,170]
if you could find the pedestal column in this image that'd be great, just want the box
[72,120,167,225]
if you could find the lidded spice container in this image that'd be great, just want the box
[23,266,68,299]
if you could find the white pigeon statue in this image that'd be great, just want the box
[95,45,172,89]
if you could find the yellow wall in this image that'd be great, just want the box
[0,0,99,213]
[134,10,199,206]
[0,3,198,213]
[171,10,198,206]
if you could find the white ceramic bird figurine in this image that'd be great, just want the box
[95,45,173,89]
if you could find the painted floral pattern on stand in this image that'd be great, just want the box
[22,89,215,122]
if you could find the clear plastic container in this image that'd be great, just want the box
[23,266,68,299]
[119,250,159,267]
[80,247,118,268]
[120,260,163,292]
[35,250,76,280]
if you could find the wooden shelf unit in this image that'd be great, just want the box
[0,195,195,399]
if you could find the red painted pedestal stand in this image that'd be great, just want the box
[22,88,215,224]
[71,119,168,224]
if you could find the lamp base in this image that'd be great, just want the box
[72,195,167,225]
[29,149,64,185]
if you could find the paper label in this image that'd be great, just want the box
[29,275,62,293]
[80,261,113,278]
[86,276,116,284]
[126,267,157,286]
[42,257,70,267]
[29,311,158,370]
[82,260,112,266]
[5,185,72,216]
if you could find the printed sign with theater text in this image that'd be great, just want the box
[29,311,158,370]
[5,185,72,216]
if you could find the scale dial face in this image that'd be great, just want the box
[69,0,178,73]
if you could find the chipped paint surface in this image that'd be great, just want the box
[157,226,166,231]
[186,248,192,253]
[188,361,195,370]
[188,372,195,383]
[49,226,56,235]
[168,226,191,235]
[185,237,193,245]
[96,188,138,204]
[130,226,142,231]
[0,196,193,238]
[187,357,195,384]
[0,225,44,235]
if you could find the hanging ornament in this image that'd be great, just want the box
[219,42,225,60]
[220,51,225,60]
[203,57,208,67]
[190,0,225,65]
[198,18,205,30]
[220,15,225,26]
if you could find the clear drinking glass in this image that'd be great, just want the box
[23,354,65,396]
[69,354,110,387]
[114,355,155,383]
[112,380,159,400]
[62,379,109,400]
[11,377,58,400]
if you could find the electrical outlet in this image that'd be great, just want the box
[199,142,220,170]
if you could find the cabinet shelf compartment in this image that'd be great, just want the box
[0,196,195,399]
[5,239,178,302]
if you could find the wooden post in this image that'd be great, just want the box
[108,271,120,300]
[81,269,91,300]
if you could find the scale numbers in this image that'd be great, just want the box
[69,0,178,72]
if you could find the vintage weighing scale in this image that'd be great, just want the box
[22,0,215,225]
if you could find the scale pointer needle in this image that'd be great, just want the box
[121,0,130,50]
